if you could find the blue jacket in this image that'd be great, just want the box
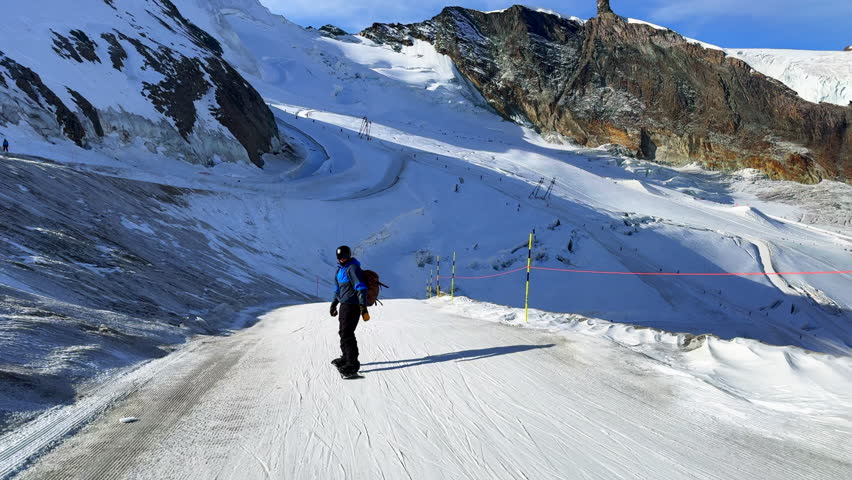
[334,258,368,305]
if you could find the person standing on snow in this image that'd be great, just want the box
[2,139,8,153]
[329,245,368,376]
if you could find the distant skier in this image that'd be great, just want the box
[2,139,8,153]
[329,245,368,377]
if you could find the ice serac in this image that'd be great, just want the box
[362,5,852,184]
[0,0,290,167]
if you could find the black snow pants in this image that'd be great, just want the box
[338,303,361,371]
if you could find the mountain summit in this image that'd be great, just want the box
[597,0,614,15]
[363,3,851,183]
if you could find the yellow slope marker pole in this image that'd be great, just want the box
[524,230,534,322]
[451,252,457,300]
[437,255,441,297]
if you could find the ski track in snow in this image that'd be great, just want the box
[13,301,852,480]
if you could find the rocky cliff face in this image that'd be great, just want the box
[363,5,851,183]
[0,0,290,167]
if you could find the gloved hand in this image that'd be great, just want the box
[360,305,370,321]
[330,301,339,317]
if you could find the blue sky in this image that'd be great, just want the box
[258,0,851,50]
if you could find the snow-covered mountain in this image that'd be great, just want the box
[361,3,851,184]
[1,0,851,474]
[0,0,291,167]
[726,48,852,106]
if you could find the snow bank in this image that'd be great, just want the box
[435,296,852,419]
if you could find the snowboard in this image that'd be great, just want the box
[340,371,364,380]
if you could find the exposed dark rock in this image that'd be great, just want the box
[51,32,83,63]
[361,23,416,51]
[597,0,614,15]
[0,54,86,146]
[363,5,852,183]
[204,59,280,167]
[638,128,656,160]
[100,32,128,71]
[845,46,852,52]
[155,0,224,56]
[117,32,165,71]
[115,26,282,164]
[69,30,101,63]
[150,12,178,33]
[51,30,101,63]
[319,25,349,37]
[68,88,104,137]
[143,56,208,140]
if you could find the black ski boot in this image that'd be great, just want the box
[338,361,361,379]
[331,357,344,367]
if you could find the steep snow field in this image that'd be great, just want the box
[1,0,851,477]
[726,49,852,106]
[0,0,289,166]
[13,301,852,479]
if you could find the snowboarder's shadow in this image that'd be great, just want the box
[359,344,555,373]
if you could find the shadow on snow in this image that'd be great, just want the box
[360,344,555,373]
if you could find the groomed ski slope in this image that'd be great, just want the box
[16,300,851,480]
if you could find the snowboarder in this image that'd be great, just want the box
[329,245,368,377]
[2,139,8,153]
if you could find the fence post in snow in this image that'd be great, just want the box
[451,252,457,300]
[524,230,534,323]
[437,256,441,297]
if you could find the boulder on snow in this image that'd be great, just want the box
[844,45,852,52]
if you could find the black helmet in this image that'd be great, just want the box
[336,245,352,260]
